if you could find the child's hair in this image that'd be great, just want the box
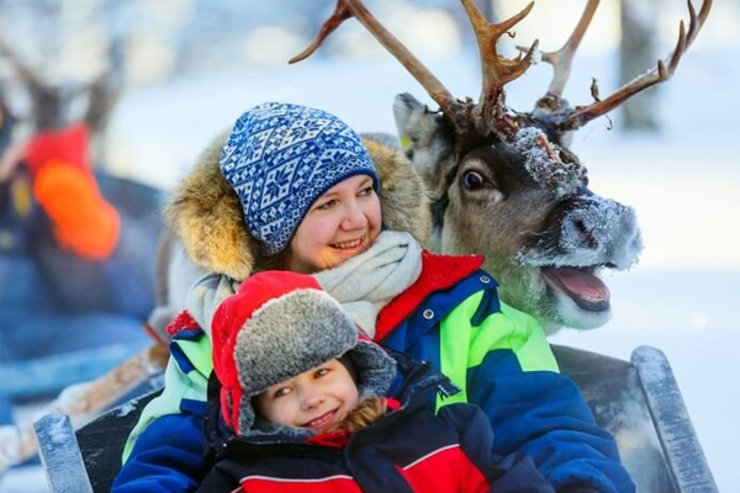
[323,396,388,434]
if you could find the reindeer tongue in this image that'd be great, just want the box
[542,267,611,312]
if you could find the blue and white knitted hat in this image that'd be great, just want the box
[219,102,379,255]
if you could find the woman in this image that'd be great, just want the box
[113,103,634,493]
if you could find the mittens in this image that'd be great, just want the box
[25,124,120,260]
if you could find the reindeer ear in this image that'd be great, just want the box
[392,93,451,179]
[392,93,424,151]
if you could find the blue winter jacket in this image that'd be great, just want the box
[112,252,635,493]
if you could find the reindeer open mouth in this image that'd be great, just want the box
[541,266,610,313]
[520,197,643,328]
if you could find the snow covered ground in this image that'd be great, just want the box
[2,48,738,492]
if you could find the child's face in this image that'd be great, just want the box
[288,174,381,274]
[255,359,360,433]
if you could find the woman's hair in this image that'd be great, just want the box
[252,246,292,273]
[323,396,388,434]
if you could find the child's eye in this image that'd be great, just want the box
[273,387,292,398]
[315,368,330,378]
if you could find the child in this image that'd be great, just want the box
[198,270,556,493]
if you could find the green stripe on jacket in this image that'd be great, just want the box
[436,291,559,410]
[122,335,213,462]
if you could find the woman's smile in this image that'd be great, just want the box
[332,236,363,250]
[331,235,366,251]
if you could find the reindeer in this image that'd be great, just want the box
[0,33,124,162]
[290,0,711,334]
[0,31,167,472]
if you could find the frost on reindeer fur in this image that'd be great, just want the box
[515,127,586,199]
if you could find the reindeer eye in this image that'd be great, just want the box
[462,170,485,191]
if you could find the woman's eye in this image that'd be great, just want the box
[316,200,337,211]
[358,186,374,197]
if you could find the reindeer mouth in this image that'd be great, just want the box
[541,266,610,312]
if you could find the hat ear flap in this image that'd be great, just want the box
[347,340,397,400]
[220,389,235,432]
[221,387,252,436]
[238,393,256,436]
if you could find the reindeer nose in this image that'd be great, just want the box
[561,205,600,251]
[569,216,597,249]
[560,199,642,268]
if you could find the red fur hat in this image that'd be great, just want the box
[211,270,396,437]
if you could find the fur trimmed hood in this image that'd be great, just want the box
[164,133,431,281]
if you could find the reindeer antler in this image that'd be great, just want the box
[539,0,600,99]
[0,33,42,90]
[291,0,457,118]
[293,0,544,140]
[557,0,712,129]
[463,0,539,106]
[0,32,68,130]
[460,0,540,137]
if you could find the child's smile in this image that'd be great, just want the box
[255,359,359,433]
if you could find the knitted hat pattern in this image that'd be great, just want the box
[219,102,379,255]
[211,270,397,437]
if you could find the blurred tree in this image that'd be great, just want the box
[619,0,662,131]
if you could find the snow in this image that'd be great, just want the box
[113,401,137,419]
[0,466,48,493]
[2,46,739,493]
[43,414,71,447]
[515,126,586,198]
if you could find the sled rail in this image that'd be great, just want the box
[632,346,718,492]
[34,413,94,493]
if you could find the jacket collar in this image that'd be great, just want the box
[375,251,484,341]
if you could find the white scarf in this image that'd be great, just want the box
[314,230,423,337]
[187,231,423,339]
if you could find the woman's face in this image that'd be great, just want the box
[288,174,381,273]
